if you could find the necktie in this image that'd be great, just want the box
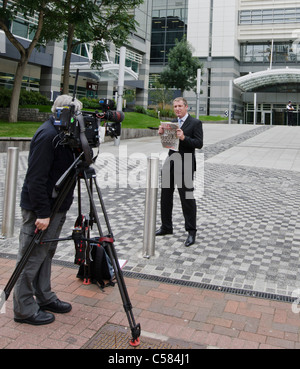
[179,119,183,128]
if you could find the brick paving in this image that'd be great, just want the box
[1,258,300,349]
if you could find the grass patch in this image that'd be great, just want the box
[0,112,227,137]
[0,121,42,137]
[200,115,227,121]
[122,112,160,129]
[0,112,161,137]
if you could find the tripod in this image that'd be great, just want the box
[0,153,141,346]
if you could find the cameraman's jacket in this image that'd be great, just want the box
[20,116,75,218]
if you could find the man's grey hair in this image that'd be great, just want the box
[173,97,188,106]
[51,94,83,114]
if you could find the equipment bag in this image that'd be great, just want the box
[77,241,115,290]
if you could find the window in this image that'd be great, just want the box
[151,11,187,63]
[12,19,29,39]
[115,48,142,74]
[240,42,299,65]
[239,8,300,24]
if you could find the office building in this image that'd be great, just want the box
[187,0,300,124]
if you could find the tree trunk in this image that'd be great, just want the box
[9,57,28,122]
[4,6,45,122]
[62,24,75,95]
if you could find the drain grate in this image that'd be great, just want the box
[82,324,204,349]
[122,271,297,304]
[0,253,296,304]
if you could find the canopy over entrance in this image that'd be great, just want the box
[67,61,139,82]
[234,68,300,92]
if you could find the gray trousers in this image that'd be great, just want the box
[13,209,66,319]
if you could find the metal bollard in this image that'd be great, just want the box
[143,156,159,258]
[1,147,19,238]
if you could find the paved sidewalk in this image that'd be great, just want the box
[1,123,300,349]
[1,258,300,349]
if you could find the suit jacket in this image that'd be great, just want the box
[169,114,203,172]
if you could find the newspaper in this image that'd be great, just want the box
[160,121,179,151]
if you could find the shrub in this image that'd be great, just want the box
[0,88,51,107]
[146,109,158,118]
[80,97,105,109]
[19,90,51,106]
[0,88,12,108]
[134,105,147,114]
[159,108,176,119]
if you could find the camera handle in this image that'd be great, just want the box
[0,157,141,347]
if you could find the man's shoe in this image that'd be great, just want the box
[39,299,72,314]
[14,309,55,325]
[185,232,196,247]
[155,227,173,236]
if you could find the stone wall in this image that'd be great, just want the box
[0,108,50,122]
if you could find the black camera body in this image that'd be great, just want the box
[54,99,124,151]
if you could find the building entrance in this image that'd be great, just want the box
[244,103,299,126]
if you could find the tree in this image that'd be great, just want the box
[0,0,144,121]
[0,0,58,122]
[159,38,203,95]
[59,0,144,94]
[149,81,173,110]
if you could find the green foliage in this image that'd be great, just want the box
[134,105,147,114]
[159,38,203,94]
[149,81,174,109]
[0,88,51,108]
[145,109,158,118]
[80,97,104,109]
[0,88,12,108]
[160,108,176,119]
[19,90,51,106]
[134,105,176,120]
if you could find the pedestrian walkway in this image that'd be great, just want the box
[1,123,300,349]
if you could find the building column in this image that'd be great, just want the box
[39,40,64,100]
[136,40,151,108]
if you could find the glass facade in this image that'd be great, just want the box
[240,42,300,65]
[239,8,300,24]
[0,72,40,90]
[150,0,188,64]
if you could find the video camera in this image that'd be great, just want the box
[54,98,124,150]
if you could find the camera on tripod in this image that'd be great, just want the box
[98,98,124,139]
[54,98,124,151]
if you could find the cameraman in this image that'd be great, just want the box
[13,95,82,325]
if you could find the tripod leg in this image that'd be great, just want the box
[0,229,43,311]
[82,173,141,345]
[2,230,43,302]
[104,240,141,346]
[1,171,77,308]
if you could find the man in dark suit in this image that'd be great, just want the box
[156,97,203,247]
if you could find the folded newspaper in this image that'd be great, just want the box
[160,121,179,151]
